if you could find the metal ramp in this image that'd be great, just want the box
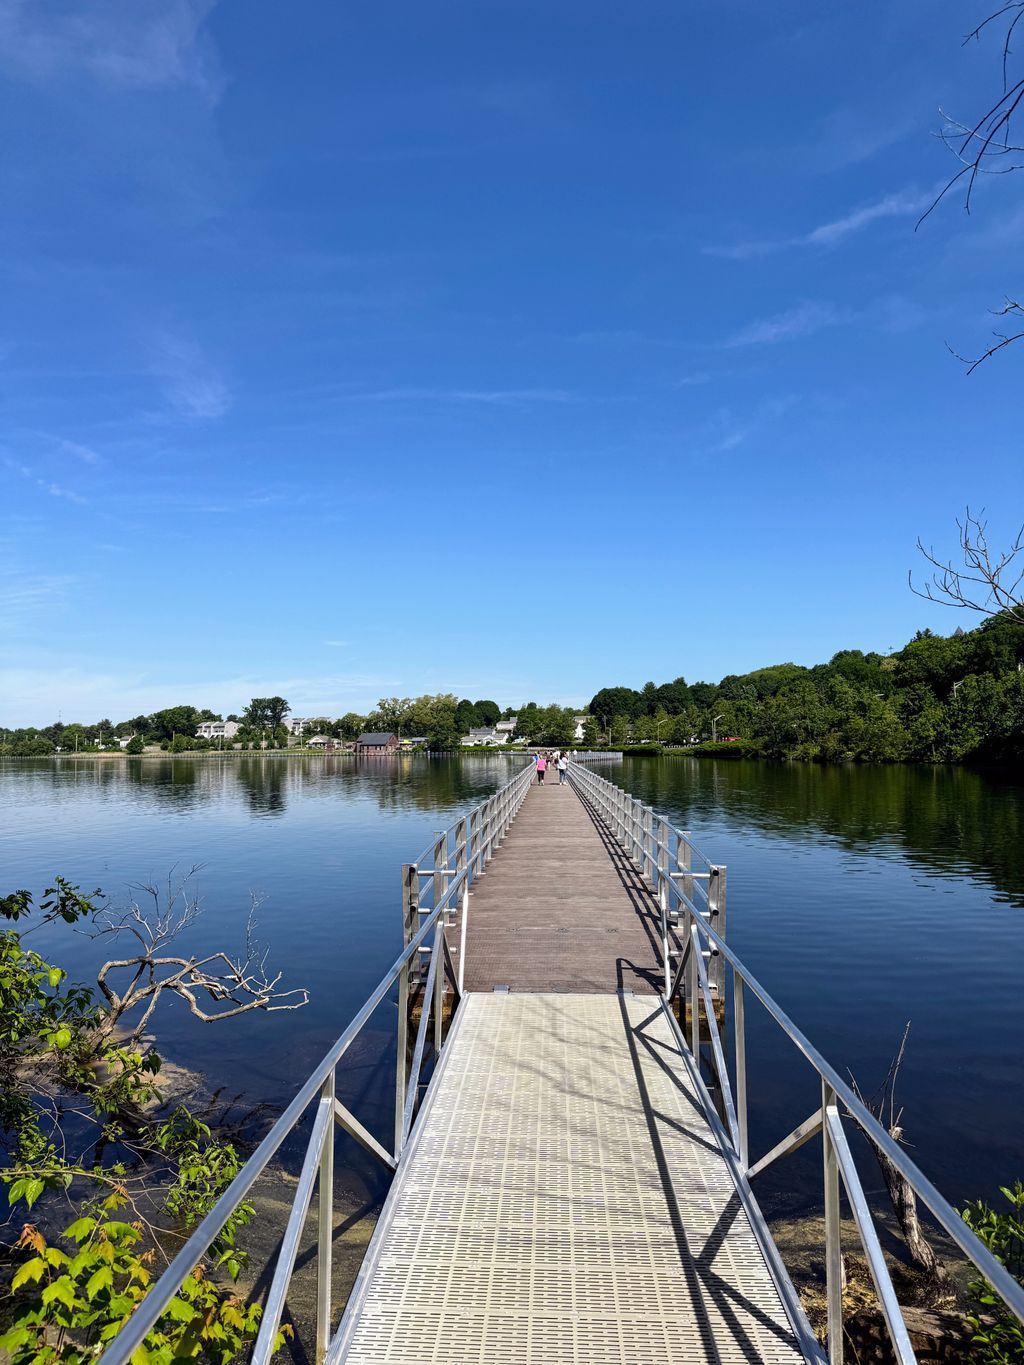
[333,993,806,1365]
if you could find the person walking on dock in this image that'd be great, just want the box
[536,754,547,784]
[557,754,568,785]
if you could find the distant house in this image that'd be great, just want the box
[462,727,502,747]
[196,721,240,741]
[573,715,590,741]
[288,717,313,737]
[495,717,517,737]
[116,734,137,750]
[356,732,399,754]
[398,736,428,750]
[306,734,336,750]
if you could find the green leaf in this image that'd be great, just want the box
[12,1256,46,1289]
[41,1277,75,1308]
[24,1178,46,1209]
[86,1265,113,1298]
[52,1027,72,1050]
[64,1216,97,1243]
[164,1296,196,1323]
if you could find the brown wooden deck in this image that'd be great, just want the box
[461,775,666,994]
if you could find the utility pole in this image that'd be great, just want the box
[712,714,724,743]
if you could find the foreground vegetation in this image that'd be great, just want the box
[0,877,303,1362]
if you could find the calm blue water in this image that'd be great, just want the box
[1,753,1022,1215]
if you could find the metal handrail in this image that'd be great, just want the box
[96,759,535,1365]
[567,760,1024,1361]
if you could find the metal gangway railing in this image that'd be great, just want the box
[566,760,1024,1365]
[93,758,1024,1365]
[94,758,534,1365]
[570,749,623,762]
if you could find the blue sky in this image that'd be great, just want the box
[2,0,1022,725]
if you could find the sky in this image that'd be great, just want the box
[2,0,1023,725]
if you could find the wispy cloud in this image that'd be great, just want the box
[723,301,841,348]
[705,188,935,260]
[0,668,406,727]
[5,458,89,504]
[323,640,350,648]
[674,372,712,388]
[55,437,103,466]
[342,387,575,405]
[15,431,104,466]
[0,0,221,96]
[0,562,74,631]
[153,332,231,419]
[721,295,928,350]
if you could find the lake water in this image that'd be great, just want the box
[1,753,1022,1219]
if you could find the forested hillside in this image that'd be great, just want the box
[589,614,1024,762]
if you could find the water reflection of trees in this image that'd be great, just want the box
[28,754,528,822]
[616,758,1024,909]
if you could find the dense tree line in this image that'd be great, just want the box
[589,614,1024,762]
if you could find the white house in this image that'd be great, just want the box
[288,717,313,736]
[196,721,240,741]
[495,717,517,737]
[573,715,590,741]
[462,727,502,747]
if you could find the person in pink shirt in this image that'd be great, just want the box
[535,754,547,784]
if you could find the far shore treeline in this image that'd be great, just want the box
[3,613,1022,763]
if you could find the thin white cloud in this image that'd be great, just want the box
[0,0,220,95]
[343,387,575,405]
[5,458,89,504]
[0,668,407,727]
[0,564,74,630]
[723,301,841,348]
[56,437,103,466]
[674,372,712,388]
[323,640,350,648]
[705,188,935,260]
[153,332,231,419]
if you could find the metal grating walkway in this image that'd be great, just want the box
[337,993,805,1365]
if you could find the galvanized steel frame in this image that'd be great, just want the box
[93,760,535,1365]
[566,759,1024,1365]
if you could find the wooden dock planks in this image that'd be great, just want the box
[461,777,666,995]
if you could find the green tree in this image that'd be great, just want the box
[589,687,643,727]
[474,699,501,727]
[125,735,145,755]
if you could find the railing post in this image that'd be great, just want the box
[708,864,727,1002]
[823,1080,844,1365]
[679,833,693,910]
[470,808,482,877]
[733,970,748,1169]
[688,919,700,1064]
[402,863,420,988]
[395,958,409,1157]
[433,921,444,1051]
[316,1069,335,1362]
[643,806,653,883]
[657,819,670,996]
[433,832,448,922]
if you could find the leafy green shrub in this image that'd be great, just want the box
[962,1182,1024,1365]
[0,1191,282,1364]
[0,879,295,1363]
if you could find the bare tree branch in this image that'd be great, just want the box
[910,507,1024,621]
[91,873,308,1043]
[918,4,1024,368]
[849,1024,947,1282]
